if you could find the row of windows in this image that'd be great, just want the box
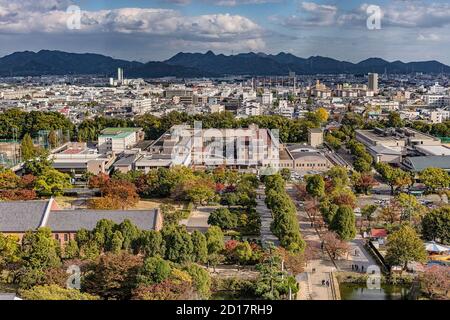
[54,234,70,242]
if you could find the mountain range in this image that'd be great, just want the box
[0,50,449,78]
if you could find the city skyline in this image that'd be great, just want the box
[1,0,450,64]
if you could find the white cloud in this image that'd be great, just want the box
[0,1,265,50]
[417,33,440,41]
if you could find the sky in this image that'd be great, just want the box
[1,0,450,64]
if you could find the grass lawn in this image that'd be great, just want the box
[54,196,79,209]
[134,198,185,210]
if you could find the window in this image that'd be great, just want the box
[64,234,69,242]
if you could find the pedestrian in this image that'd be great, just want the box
[356,265,359,271]
[361,265,364,272]
[351,264,354,271]
[326,281,329,287]
[322,280,325,286]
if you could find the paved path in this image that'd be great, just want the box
[256,186,279,247]
[286,186,337,300]
[335,236,378,273]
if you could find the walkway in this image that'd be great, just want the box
[286,185,338,300]
[256,186,279,247]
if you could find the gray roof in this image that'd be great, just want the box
[47,209,159,232]
[0,200,49,232]
[0,293,21,300]
[405,156,450,172]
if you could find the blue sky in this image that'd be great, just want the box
[1,0,450,64]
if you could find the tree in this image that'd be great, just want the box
[419,168,450,195]
[279,168,291,181]
[322,231,350,260]
[379,202,402,225]
[136,230,164,257]
[376,163,412,195]
[21,133,36,161]
[315,107,329,124]
[325,134,342,151]
[352,172,378,195]
[162,226,194,264]
[395,193,426,223]
[353,157,372,173]
[184,263,211,299]
[326,166,349,190]
[136,256,172,286]
[385,225,427,270]
[0,234,21,271]
[330,205,357,240]
[208,208,237,230]
[20,285,99,300]
[306,175,325,198]
[110,231,124,253]
[34,168,71,196]
[82,252,142,300]
[387,111,404,128]
[419,266,450,300]
[88,173,110,194]
[191,230,208,264]
[205,226,225,255]
[62,240,79,260]
[21,227,61,270]
[361,204,377,227]
[48,130,58,149]
[101,180,140,209]
[422,206,450,245]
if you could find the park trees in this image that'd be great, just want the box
[361,204,378,227]
[191,231,208,264]
[385,225,427,271]
[136,256,172,286]
[208,208,237,230]
[376,163,412,195]
[330,205,357,241]
[305,174,325,198]
[34,168,71,196]
[395,193,427,223]
[162,226,194,264]
[419,266,450,300]
[89,179,139,210]
[322,231,350,260]
[20,285,99,300]
[421,206,450,245]
[419,168,450,195]
[21,133,36,161]
[82,252,143,300]
[0,234,21,271]
[352,172,378,195]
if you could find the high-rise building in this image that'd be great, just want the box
[368,73,378,92]
[117,68,124,83]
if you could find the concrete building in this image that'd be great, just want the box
[308,128,324,148]
[368,73,379,93]
[98,127,145,154]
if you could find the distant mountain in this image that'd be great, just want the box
[166,51,450,75]
[0,50,449,77]
[0,50,143,76]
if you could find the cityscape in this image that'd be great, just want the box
[0,0,449,308]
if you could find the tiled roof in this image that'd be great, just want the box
[47,209,159,232]
[0,200,49,232]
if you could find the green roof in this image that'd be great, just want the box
[100,127,142,135]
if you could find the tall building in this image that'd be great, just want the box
[368,73,379,92]
[117,68,124,84]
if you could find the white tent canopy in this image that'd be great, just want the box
[424,241,450,253]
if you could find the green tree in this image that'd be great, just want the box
[208,208,237,230]
[205,226,225,255]
[34,168,71,196]
[0,234,21,270]
[111,231,124,253]
[361,204,377,227]
[330,205,357,240]
[21,133,36,161]
[419,168,450,194]
[306,175,325,198]
[62,240,79,260]
[162,226,194,264]
[136,230,165,257]
[385,225,427,270]
[183,263,211,299]
[191,230,208,264]
[422,206,450,245]
[21,227,61,270]
[20,285,99,300]
[136,256,172,286]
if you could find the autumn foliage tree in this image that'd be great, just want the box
[89,179,139,210]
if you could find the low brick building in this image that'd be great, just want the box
[0,199,162,245]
